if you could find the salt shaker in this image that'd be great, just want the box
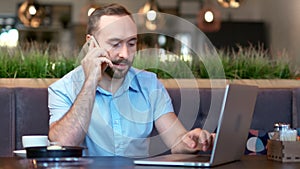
[273,123,297,141]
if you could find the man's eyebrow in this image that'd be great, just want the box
[107,36,137,43]
[128,37,138,41]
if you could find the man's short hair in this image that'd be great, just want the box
[86,3,132,35]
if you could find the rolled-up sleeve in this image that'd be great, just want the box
[151,80,174,120]
[48,82,73,125]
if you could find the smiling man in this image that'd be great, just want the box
[48,3,214,157]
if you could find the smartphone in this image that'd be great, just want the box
[89,35,101,48]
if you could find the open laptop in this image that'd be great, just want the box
[134,84,258,167]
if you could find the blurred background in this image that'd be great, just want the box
[0,0,299,68]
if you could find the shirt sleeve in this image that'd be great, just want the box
[151,79,174,120]
[48,83,73,125]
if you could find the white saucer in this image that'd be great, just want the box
[13,150,26,158]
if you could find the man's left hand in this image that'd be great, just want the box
[181,128,215,152]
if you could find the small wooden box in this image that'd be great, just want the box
[267,140,300,162]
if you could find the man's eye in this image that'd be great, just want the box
[112,43,121,48]
[128,40,137,47]
[128,42,136,47]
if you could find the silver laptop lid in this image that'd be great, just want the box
[210,84,258,166]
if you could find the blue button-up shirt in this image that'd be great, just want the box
[48,66,174,157]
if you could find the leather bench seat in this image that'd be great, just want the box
[0,87,299,157]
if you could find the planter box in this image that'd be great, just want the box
[0,78,58,88]
[161,79,300,89]
[1,78,300,89]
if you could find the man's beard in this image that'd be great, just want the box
[105,59,132,79]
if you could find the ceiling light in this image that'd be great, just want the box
[198,7,221,32]
[217,0,244,8]
[139,0,161,30]
[204,11,214,23]
[28,5,37,15]
[18,0,45,28]
[146,10,157,21]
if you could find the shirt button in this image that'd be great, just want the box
[114,120,119,124]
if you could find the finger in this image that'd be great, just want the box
[198,131,214,151]
[212,133,216,141]
[183,128,203,148]
[98,57,113,68]
[181,133,197,149]
[206,134,212,147]
[198,130,209,144]
[88,38,95,51]
[90,36,101,48]
[87,48,110,60]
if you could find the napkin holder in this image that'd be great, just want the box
[267,139,300,162]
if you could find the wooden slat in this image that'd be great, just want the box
[1,78,300,89]
[0,79,58,88]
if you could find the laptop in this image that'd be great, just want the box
[134,84,258,167]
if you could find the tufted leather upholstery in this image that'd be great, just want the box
[251,89,294,131]
[0,88,15,157]
[14,88,49,151]
[0,87,299,157]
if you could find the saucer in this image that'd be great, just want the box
[13,150,26,158]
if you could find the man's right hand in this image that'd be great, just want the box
[81,37,113,86]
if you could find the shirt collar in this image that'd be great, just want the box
[123,67,140,92]
[96,67,140,96]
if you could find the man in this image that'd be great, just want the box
[48,3,214,157]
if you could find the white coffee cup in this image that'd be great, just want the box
[22,135,49,148]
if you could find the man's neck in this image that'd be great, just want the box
[98,74,124,94]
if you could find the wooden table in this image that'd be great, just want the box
[1,155,300,169]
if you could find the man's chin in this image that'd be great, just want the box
[111,72,126,79]
[105,67,128,79]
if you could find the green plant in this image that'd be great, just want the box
[217,45,292,79]
[133,53,197,79]
[134,45,296,79]
[0,42,79,78]
[0,43,297,79]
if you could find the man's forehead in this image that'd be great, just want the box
[99,15,135,30]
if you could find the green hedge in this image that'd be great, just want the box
[0,43,297,79]
[134,45,295,79]
[0,43,79,78]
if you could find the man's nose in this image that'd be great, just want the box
[118,44,129,58]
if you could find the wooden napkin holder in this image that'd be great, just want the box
[267,139,300,162]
